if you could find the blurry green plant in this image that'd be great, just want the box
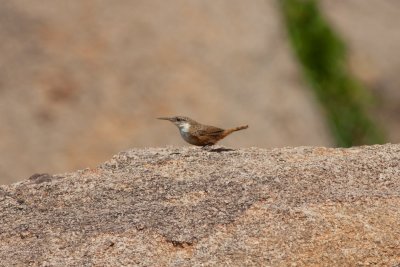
[279,0,385,147]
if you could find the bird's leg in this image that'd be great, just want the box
[201,145,213,151]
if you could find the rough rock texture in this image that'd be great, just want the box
[1,144,400,266]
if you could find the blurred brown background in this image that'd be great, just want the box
[1,0,399,184]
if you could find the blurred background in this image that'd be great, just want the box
[1,0,399,184]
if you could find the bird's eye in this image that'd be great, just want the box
[176,118,182,122]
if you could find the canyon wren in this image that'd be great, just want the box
[158,116,248,146]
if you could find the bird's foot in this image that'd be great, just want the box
[201,145,235,152]
[201,145,213,151]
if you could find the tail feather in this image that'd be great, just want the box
[232,125,248,132]
[222,125,248,138]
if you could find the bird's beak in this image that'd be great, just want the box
[157,117,172,121]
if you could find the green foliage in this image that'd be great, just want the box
[279,0,385,147]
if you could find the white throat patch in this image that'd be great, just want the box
[180,122,190,133]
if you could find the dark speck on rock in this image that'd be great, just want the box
[28,173,53,184]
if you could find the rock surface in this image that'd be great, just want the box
[1,144,400,266]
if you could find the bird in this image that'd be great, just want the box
[158,116,248,147]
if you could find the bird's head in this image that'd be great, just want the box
[157,116,195,131]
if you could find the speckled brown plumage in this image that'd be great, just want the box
[158,116,248,146]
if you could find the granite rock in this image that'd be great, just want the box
[1,144,399,266]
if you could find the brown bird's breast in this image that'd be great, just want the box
[180,127,225,146]
[180,130,209,146]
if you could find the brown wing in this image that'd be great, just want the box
[192,126,224,145]
[195,126,224,137]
